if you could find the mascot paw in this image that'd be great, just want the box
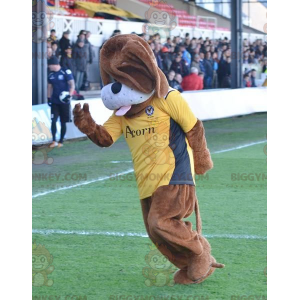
[73,103,97,135]
[194,150,213,175]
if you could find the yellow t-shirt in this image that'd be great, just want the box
[103,89,197,199]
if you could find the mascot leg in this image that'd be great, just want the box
[140,184,224,285]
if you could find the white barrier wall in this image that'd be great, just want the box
[32,88,267,144]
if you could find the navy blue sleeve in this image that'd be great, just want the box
[64,69,74,81]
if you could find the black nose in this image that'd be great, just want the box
[111,82,122,94]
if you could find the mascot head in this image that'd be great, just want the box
[100,34,169,118]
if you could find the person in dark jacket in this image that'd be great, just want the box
[161,46,172,75]
[60,46,75,76]
[51,41,59,58]
[203,52,213,89]
[220,57,231,88]
[170,54,189,77]
[59,30,71,58]
[250,69,257,87]
[199,52,206,75]
[82,31,94,90]
[153,43,163,70]
[73,38,88,92]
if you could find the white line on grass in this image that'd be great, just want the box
[31,229,266,240]
[32,140,266,199]
[213,140,266,154]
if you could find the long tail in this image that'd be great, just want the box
[195,198,225,269]
[195,199,202,235]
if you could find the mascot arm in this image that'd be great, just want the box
[161,91,213,174]
[73,103,114,147]
[186,119,213,175]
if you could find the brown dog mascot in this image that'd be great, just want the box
[73,34,224,284]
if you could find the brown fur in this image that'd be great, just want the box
[73,34,224,285]
[100,34,169,99]
[141,185,224,284]
[186,119,213,174]
[73,103,113,147]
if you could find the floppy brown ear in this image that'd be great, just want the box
[122,39,169,98]
[100,34,169,98]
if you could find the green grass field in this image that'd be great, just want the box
[32,113,267,300]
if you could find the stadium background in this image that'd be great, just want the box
[32,0,267,299]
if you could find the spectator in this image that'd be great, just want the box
[78,30,87,41]
[111,29,121,37]
[170,53,189,77]
[47,38,52,49]
[47,47,53,59]
[59,30,71,58]
[49,29,57,42]
[181,67,204,91]
[221,57,231,88]
[191,54,201,74]
[243,74,251,87]
[173,73,183,92]
[60,46,75,75]
[153,43,163,70]
[179,44,191,67]
[212,52,219,89]
[51,41,59,58]
[218,49,230,87]
[73,38,88,92]
[164,37,172,49]
[199,52,206,75]
[203,52,213,89]
[82,31,94,90]
[167,70,176,87]
[161,46,172,75]
[262,58,267,73]
[250,69,257,87]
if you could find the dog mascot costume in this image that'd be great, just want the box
[73,34,224,285]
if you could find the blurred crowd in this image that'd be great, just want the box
[145,32,267,91]
[47,27,267,93]
[47,29,94,93]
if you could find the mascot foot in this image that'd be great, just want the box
[175,257,224,285]
[187,236,224,281]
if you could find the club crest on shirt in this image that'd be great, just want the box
[145,105,154,116]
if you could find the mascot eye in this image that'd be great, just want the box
[153,257,158,263]
[163,257,167,262]
[32,257,36,263]
[163,135,167,141]
[163,13,167,19]
[40,257,45,263]
[32,12,37,20]
[153,135,158,141]
[153,13,158,19]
